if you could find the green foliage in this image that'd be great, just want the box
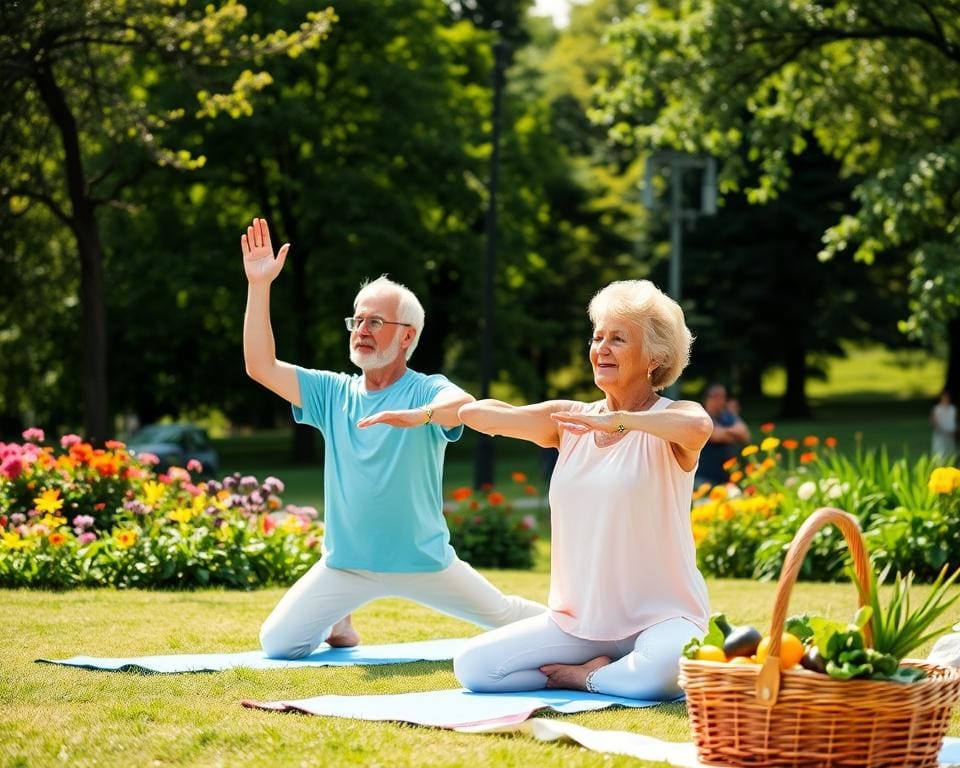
[443,475,540,569]
[0,430,322,588]
[602,0,960,342]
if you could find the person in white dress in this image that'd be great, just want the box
[931,389,957,459]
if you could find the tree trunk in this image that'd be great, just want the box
[780,338,812,419]
[34,57,109,442]
[945,317,960,403]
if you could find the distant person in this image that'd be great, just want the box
[452,280,713,700]
[240,218,544,658]
[931,389,957,459]
[696,383,750,487]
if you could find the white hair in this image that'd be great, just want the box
[588,280,693,390]
[354,275,425,361]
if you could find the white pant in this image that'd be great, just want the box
[453,613,701,700]
[260,557,546,659]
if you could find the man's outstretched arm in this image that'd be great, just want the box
[242,217,301,407]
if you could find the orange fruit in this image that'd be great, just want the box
[728,656,757,665]
[755,633,805,669]
[694,644,727,662]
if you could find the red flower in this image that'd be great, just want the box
[469,500,480,511]
[524,484,537,495]
[803,435,819,447]
[760,422,775,433]
[800,451,817,464]
[511,471,528,483]
[480,482,493,492]
[487,492,505,506]
[782,439,799,450]
[452,486,472,502]
[825,436,838,448]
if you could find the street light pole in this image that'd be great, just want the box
[474,39,507,490]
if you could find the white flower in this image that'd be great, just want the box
[827,484,844,500]
[797,481,817,501]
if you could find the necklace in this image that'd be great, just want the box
[594,390,659,447]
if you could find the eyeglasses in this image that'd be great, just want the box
[344,316,412,332]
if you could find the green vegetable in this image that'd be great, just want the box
[683,614,730,660]
[852,564,960,661]
[785,614,814,643]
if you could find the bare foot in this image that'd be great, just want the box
[326,615,360,647]
[540,655,612,691]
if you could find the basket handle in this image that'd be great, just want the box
[755,507,873,706]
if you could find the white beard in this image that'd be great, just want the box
[350,334,403,371]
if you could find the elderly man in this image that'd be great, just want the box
[241,218,544,658]
[696,383,751,487]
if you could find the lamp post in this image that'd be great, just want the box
[474,39,507,490]
[643,152,717,396]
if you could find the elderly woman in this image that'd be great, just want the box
[453,280,713,700]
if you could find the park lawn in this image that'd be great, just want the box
[3,575,959,768]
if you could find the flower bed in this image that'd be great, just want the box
[0,429,322,589]
[692,425,960,581]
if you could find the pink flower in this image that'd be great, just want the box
[520,514,537,530]
[22,427,45,442]
[186,458,203,473]
[60,434,83,449]
[137,452,161,466]
[1,455,23,480]
[78,532,97,545]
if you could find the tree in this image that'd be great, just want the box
[0,0,333,441]
[602,0,960,397]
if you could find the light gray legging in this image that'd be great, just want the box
[453,612,702,700]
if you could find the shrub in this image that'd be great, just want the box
[0,429,322,589]
[444,472,540,569]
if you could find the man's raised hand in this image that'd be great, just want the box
[241,218,289,284]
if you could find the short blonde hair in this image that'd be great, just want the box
[588,280,692,390]
[355,275,425,361]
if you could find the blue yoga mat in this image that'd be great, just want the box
[242,687,673,728]
[36,638,466,673]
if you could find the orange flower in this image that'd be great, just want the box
[105,440,126,450]
[91,455,119,477]
[825,436,838,448]
[782,439,799,450]
[69,443,94,464]
[511,471,528,483]
[800,451,817,464]
[760,422,775,433]
[524,484,537,495]
[722,457,739,471]
[114,530,138,549]
[48,531,68,547]
[469,501,480,511]
[452,487,472,502]
[803,435,819,447]
[487,491,505,506]
[480,482,493,492]
[729,470,744,483]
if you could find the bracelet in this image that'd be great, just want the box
[585,668,601,693]
[616,418,626,433]
[421,407,433,425]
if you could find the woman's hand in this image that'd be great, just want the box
[357,409,429,429]
[550,410,620,434]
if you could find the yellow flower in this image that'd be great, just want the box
[692,524,708,546]
[709,485,728,501]
[39,514,67,529]
[760,437,780,452]
[929,467,960,494]
[33,489,64,514]
[142,480,166,507]
[169,507,194,524]
[2,531,34,550]
[741,445,759,457]
[114,530,138,549]
[282,515,305,534]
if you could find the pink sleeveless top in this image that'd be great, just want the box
[547,397,710,640]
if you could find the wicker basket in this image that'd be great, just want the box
[680,507,960,767]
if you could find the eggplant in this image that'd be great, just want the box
[723,625,763,658]
[800,645,828,674]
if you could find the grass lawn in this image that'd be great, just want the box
[3,576,959,767]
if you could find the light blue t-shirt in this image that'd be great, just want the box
[292,367,463,572]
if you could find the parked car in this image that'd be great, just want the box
[126,423,220,476]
